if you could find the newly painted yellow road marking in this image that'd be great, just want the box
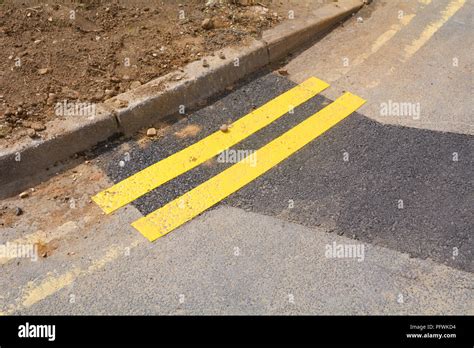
[92,77,329,214]
[132,92,366,241]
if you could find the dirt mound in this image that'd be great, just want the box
[0,0,282,145]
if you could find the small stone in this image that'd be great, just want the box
[46,93,57,105]
[30,121,46,131]
[220,124,230,132]
[236,0,255,5]
[146,127,157,137]
[201,18,214,30]
[105,89,116,97]
[38,68,51,75]
[202,59,209,68]
[114,99,128,108]
[0,125,12,138]
[48,17,53,22]
[206,0,219,6]
[15,207,23,216]
[356,17,364,23]
[92,92,104,102]
[19,191,29,199]
[26,128,36,138]
[62,88,79,100]
[253,5,269,15]
[218,52,226,59]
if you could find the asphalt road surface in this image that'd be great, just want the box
[0,0,472,315]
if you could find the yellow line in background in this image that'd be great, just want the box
[92,77,329,214]
[403,0,466,60]
[0,222,79,266]
[327,13,415,83]
[370,14,415,54]
[0,240,142,315]
[132,92,366,241]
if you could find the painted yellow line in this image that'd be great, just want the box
[330,14,415,83]
[132,92,366,241]
[370,14,415,54]
[0,240,142,315]
[403,0,466,60]
[92,77,329,214]
[0,221,79,266]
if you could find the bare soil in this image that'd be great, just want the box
[0,0,296,145]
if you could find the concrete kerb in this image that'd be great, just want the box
[0,0,365,197]
[113,39,269,136]
[0,103,118,197]
[263,0,365,62]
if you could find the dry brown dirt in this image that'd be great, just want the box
[0,0,289,144]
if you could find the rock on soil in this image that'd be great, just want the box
[146,128,157,137]
[0,0,282,146]
[201,18,214,30]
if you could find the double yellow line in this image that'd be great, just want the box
[92,77,365,241]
